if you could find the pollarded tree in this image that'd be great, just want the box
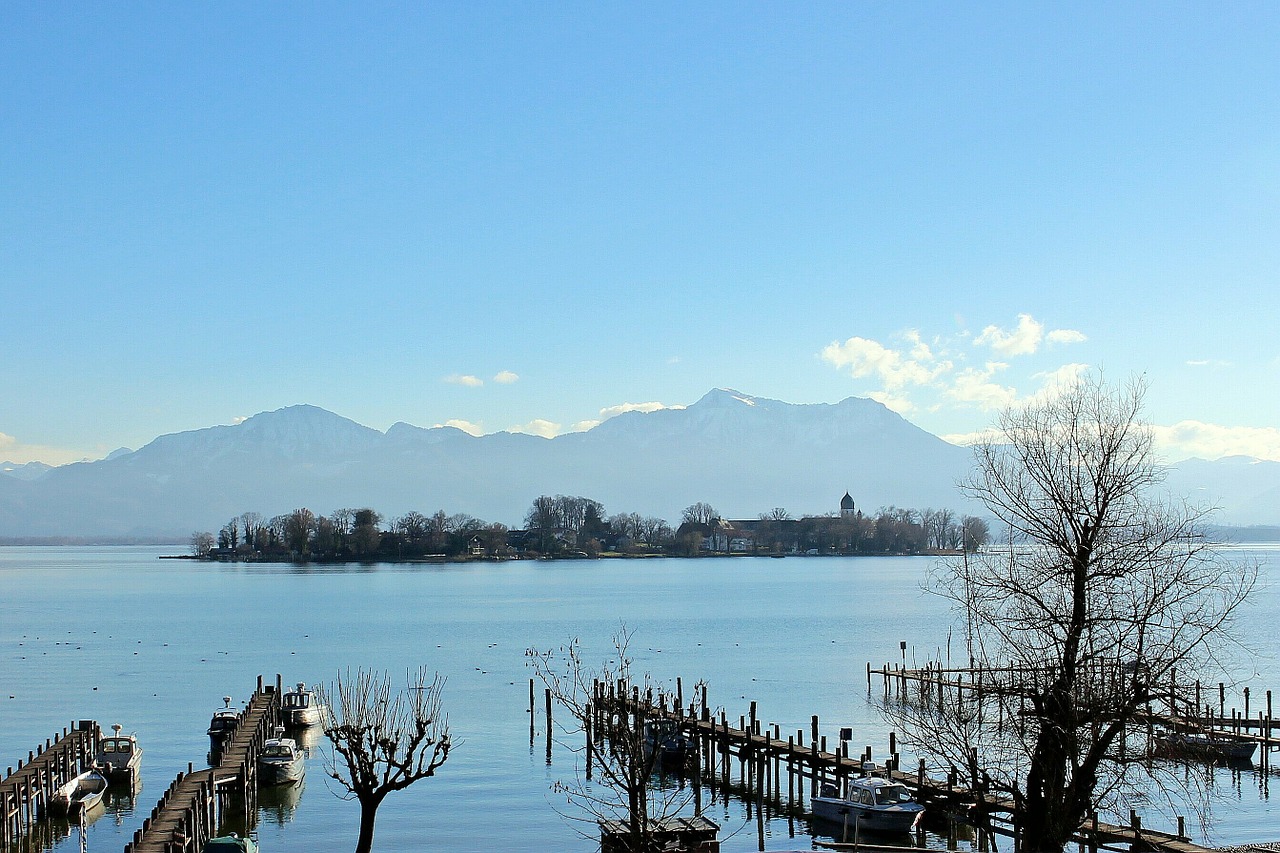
[319,667,452,853]
[883,373,1256,851]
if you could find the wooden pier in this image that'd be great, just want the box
[124,675,283,853]
[596,680,1217,853]
[869,661,1279,769]
[0,720,101,847]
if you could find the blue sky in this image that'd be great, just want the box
[3,3,1278,465]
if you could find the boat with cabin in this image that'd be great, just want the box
[207,696,239,759]
[1156,729,1257,762]
[46,770,108,820]
[811,771,925,834]
[257,727,305,786]
[92,724,143,784]
[203,833,258,853]
[281,682,326,727]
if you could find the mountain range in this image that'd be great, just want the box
[1,389,1277,539]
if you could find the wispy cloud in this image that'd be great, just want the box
[1151,421,1280,462]
[232,416,249,425]
[1185,359,1232,368]
[974,314,1086,356]
[444,374,483,387]
[822,314,1092,418]
[0,432,96,466]
[510,419,561,438]
[493,370,519,384]
[437,419,483,436]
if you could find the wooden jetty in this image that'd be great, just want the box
[869,661,1279,769]
[123,675,283,853]
[594,680,1217,853]
[0,720,101,846]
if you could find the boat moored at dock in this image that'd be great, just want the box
[46,770,109,820]
[811,772,925,834]
[257,727,305,786]
[281,682,326,728]
[92,723,143,784]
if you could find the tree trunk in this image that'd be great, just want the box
[355,795,382,853]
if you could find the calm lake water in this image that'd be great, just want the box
[1,546,1277,852]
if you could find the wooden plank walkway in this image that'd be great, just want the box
[125,678,281,853]
[601,684,1217,853]
[0,720,100,847]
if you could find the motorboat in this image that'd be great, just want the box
[812,772,925,834]
[281,682,326,727]
[1156,730,1257,762]
[208,696,239,758]
[46,770,108,820]
[643,719,696,769]
[92,724,143,784]
[203,833,258,853]
[257,727,305,786]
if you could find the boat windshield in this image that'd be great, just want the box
[263,744,294,758]
[875,785,913,805]
[101,739,131,754]
[286,694,310,708]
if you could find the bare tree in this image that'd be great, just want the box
[190,530,214,557]
[530,627,696,853]
[318,667,452,853]
[681,502,718,525]
[883,373,1256,851]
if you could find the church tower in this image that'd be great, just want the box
[840,491,856,519]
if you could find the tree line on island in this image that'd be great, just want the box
[189,495,989,561]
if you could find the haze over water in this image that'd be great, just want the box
[1,546,1277,851]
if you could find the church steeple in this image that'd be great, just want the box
[840,491,856,518]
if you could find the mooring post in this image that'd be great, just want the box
[1219,682,1226,717]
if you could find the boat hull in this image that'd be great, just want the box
[257,758,305,786]
[812,796,923,834]
[47,771,108,820]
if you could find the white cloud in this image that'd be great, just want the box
[1021,363,1090,406]
[232,416,249,425]
[867,391,916,414]
[436,419,483,436]
[444,374,483,387]
[940,428,1003,447]
[571,419,602,432]
[0,432,94,466]
[945,363,1017,411]
[821,336,949,389]
[493,370,519,384]
[599,401,683,419]
[1046,329,1087,345]
[1151,421,1280,462]
[510,419,561,438]
[1186,359,1231,368]
[974,314,1044,356]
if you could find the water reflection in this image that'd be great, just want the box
[258,778,305,827]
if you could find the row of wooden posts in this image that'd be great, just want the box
[872,660,1279,770]
[0,721,101,847]
[532,675,1226,853]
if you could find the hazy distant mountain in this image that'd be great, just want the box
[0,390,979,538]
[1,390,1275,539]
[0,460,53,481]
[1164,456,1280,527]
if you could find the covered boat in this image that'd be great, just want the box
[812,773,925,835]
[281,682,326,728]
[257,727,305,786]
[1156,730,1257,762]
[46,770,108,820]
[203,833,258,853]
[92,724,143,784]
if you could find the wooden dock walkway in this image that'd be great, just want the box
[870,662,1279,769]
[0,720,100,847]
[598,681,1216,853]
[124,676,282,853]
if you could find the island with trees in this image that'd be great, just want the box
[188,492,989,563]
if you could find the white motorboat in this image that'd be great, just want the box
[258,727,305,786]
[812,772,925,835]
[208,696,239,756]
[47,770,108,820]
[92,724,143,784]
[281,682,326,728]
